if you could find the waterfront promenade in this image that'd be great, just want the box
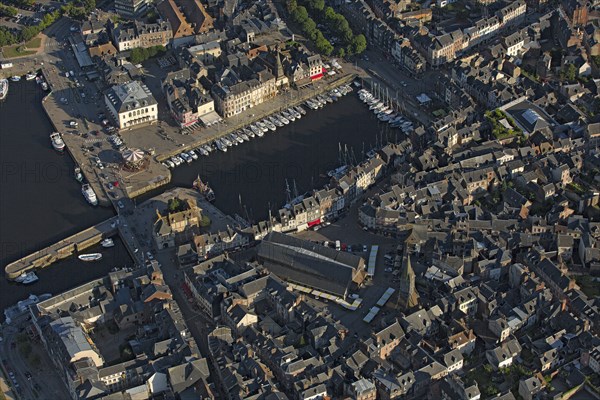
[39,57,356,204]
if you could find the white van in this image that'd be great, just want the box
[335,240,341,251]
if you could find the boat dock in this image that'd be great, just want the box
[4,217,118,280]
[38,61,355,202]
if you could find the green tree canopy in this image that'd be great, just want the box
[292,5,309,23]
[307,0,325,11]
[352,34,367,54]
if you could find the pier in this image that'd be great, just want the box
[5,217,118,279]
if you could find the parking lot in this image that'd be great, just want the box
[292,198,408,337]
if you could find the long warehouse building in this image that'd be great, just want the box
[257,232,366,297]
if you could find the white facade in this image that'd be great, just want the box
[104,81,158,129]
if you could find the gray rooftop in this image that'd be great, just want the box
[105,81,157,113]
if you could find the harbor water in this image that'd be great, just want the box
[0,81,386,312]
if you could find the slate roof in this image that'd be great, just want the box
[105,81,157,113]
[257,232,364,296]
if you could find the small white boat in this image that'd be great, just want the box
[10,76,21,82]
[282,110,295,122]
[238,131,249,141]
[25,72,36,81]
[74,167,83,182]
[276,113,289,125]
[215,139,227,152]
[14,271,39,285]
[41,82,49,91]
[0,78,8,101]
[50,132,65,152]
[197,147,209,156]
[78,253,102,262]
[101,238,114,248]
[294,105,306,115]
[263,119,276,131]
[180,152,192,163]
[82,184,98,206]
[188,150,198,160]
[289,108,301,119]
[249,124,262,136]
[256,121,269,132]
[243,127,255,138]
[269,116,284,127]
[221,136,233,147]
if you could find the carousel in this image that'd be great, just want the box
[121,148,148,171]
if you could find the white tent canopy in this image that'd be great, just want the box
[122,148,144,163]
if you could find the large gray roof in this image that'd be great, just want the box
[257,231,364,296]
[105,81,157,113]
[50,316,95,360]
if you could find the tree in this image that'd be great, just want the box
[564,63,577,81]
[0,27,17,47]
[287,0,298,13]
[168,197,181,212]
[68,6,87,20]
[19,26,39,42]
[302,18,316,35]
[336,47,345,58]
[0,4,18,17]
[307,0,325,11]
[324,6,335,20]
[351,34,367,54]
[82,0,96,13]
[292,6,309,24]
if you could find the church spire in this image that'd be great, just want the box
[397,253,419,311]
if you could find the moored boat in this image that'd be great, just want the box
[50,132,65,152]
[41,81,49,91]
[0,78,9,100]
[78,253,102,261]
[263,119,276,131]
[14,271,39,285]
[243,127,255,138]
[215,139,227,152]
[74,167,83,182]
[289,108,301,119]
[238,130,249,141]
[269,116,283,127]
[101,238,114,248]
[294,105,306,115]
[193,175,215,202]
[10,76,20,82]
[25,72,36,81]
[276,113,289,125]
[82,183,98,206]
[282,110,295,122]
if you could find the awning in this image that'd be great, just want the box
[311,73,324,81]
[307,218,321,228]
[199,111,222,126]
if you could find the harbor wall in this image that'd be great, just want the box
[4,217,118,280]
[155,74,357,162]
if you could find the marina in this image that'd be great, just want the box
[0,79,382,311]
